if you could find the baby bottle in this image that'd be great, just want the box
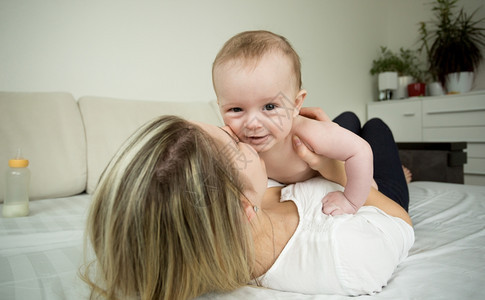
[3,149,30,218]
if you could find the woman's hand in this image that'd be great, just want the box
[299,107,331,122]
[293,135,347,186]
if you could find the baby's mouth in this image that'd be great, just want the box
[247,135,269,145]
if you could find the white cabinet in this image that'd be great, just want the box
[367,90,485,186]
[367,99,422,142]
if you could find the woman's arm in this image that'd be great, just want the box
[364,189,412,226]
[293,135,412,226]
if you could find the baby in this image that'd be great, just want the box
[212,30,373,215]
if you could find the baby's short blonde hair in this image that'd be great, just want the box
[213,30,302,90]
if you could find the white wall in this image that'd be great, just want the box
[386,0,485,92]
[0,0,483,121]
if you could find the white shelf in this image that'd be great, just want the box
[367,90,485,186]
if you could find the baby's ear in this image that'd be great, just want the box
[293,89,307,117]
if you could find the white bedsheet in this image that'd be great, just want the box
[0,195,91,299]
[1,182,485,299]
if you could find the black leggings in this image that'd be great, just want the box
[332,112,409,211]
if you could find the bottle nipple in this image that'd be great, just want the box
[9,148,29,168]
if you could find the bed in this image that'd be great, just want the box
[1,93,484,299]
[1,181,484,299]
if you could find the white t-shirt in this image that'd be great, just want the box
[258,177,414,296]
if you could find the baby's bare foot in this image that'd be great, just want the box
[402,166,412,183]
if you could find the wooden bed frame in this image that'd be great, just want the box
[397,142,467,184]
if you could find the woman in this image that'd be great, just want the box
[81,114,413,299]
[81,116,254,300]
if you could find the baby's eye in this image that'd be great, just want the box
[230,107,243,113]
[264,104,276,111]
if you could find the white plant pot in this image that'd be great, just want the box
[446,72,474,94]
[378,72,398,100]
[393,76,415,99]
[378,72,398,90]
[428,82,445,96]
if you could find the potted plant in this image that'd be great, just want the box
[370,46,399,100]
[418,0,485,94]
[396,48,425,98]
[417,22,445,96]
[370,46,402,75]
[407,68,427,97]
[370,47,423,99]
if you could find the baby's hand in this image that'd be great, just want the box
[321,191,357,215]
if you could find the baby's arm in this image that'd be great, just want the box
[299,108,377,189]
[294,135,412,225]
[295,119,373,215]
[299,107,332,122]
[298,108,346,184]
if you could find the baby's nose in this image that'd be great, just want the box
[244,115,264,130]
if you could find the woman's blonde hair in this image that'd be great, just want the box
[212,30,302,90]
[80,115,254,300]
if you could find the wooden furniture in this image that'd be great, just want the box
[397,142,467,184]
[367,90,485,186]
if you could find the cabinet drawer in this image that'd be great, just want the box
[423,94,485,127]
[423,126,485,142]
[467,143,485,159]
[465,157,485,175]
[465,143,485,176]
[465,174,485,186]
[367,100,422,142]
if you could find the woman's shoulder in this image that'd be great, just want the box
[280,177,343,218]
[262,178,414,296]
[267,178,285,188]
[332,208,414,295]
[281,177,343,201]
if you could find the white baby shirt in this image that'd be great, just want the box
[259,177,414,296]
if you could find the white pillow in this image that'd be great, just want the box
[78,96,223,194]
[0,92,87,202]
